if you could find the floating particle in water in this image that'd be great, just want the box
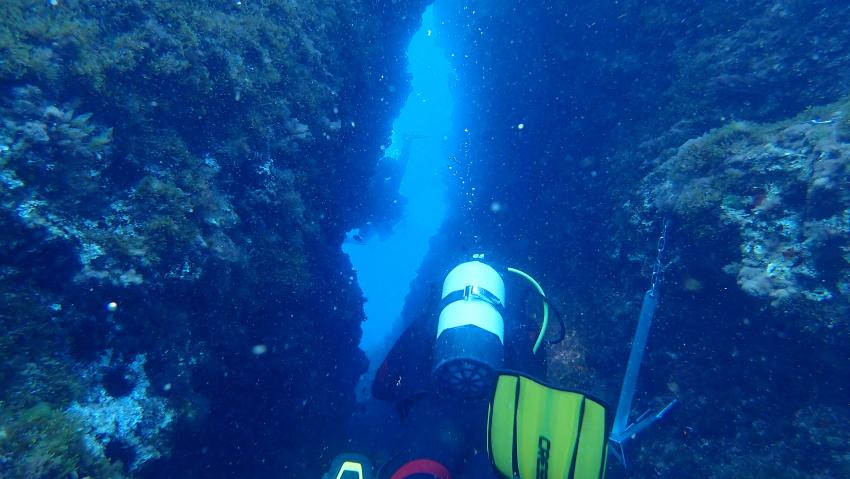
[682,277,703,292]
[252,344,268,355]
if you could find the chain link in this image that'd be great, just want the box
[649,218,670,298]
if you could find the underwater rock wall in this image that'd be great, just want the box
[645,101,850,332]
[0,0,427,477]
[628,94,850,479]
[418,1,850,477]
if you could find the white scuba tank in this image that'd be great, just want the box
[432,260,506,400]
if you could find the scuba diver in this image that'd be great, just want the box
[326,219,677,479]
[324,257,614,479]
[353,134,426,243]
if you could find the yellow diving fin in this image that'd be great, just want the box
[322,453,373,479]
[487,372,610,479]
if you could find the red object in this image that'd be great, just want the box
[389,459,452,479]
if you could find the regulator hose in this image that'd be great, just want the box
[540,295,566,346]
[506,267,549,354]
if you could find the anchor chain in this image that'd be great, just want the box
[649,218,670,298]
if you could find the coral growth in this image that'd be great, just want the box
[0,403,124,479]
[645,98,850,330]
[67,354,173,472]
[0,0,425,476]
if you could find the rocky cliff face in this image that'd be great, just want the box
[0,1,428,477]
[413,1,849,476]
[3,0,848,477]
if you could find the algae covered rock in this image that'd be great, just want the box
[0,402,125,479]
[0,0,428,476]
[644,98,850,337]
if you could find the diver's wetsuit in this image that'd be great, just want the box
[339,310,492,478]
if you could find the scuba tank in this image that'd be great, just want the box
[432,260,506,400]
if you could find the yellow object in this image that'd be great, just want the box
[487,372,609,479]
[506,267,549,354]
[334,460,364,479]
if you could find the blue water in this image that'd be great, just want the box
[343,6,454,398]
[4,1,850,478]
